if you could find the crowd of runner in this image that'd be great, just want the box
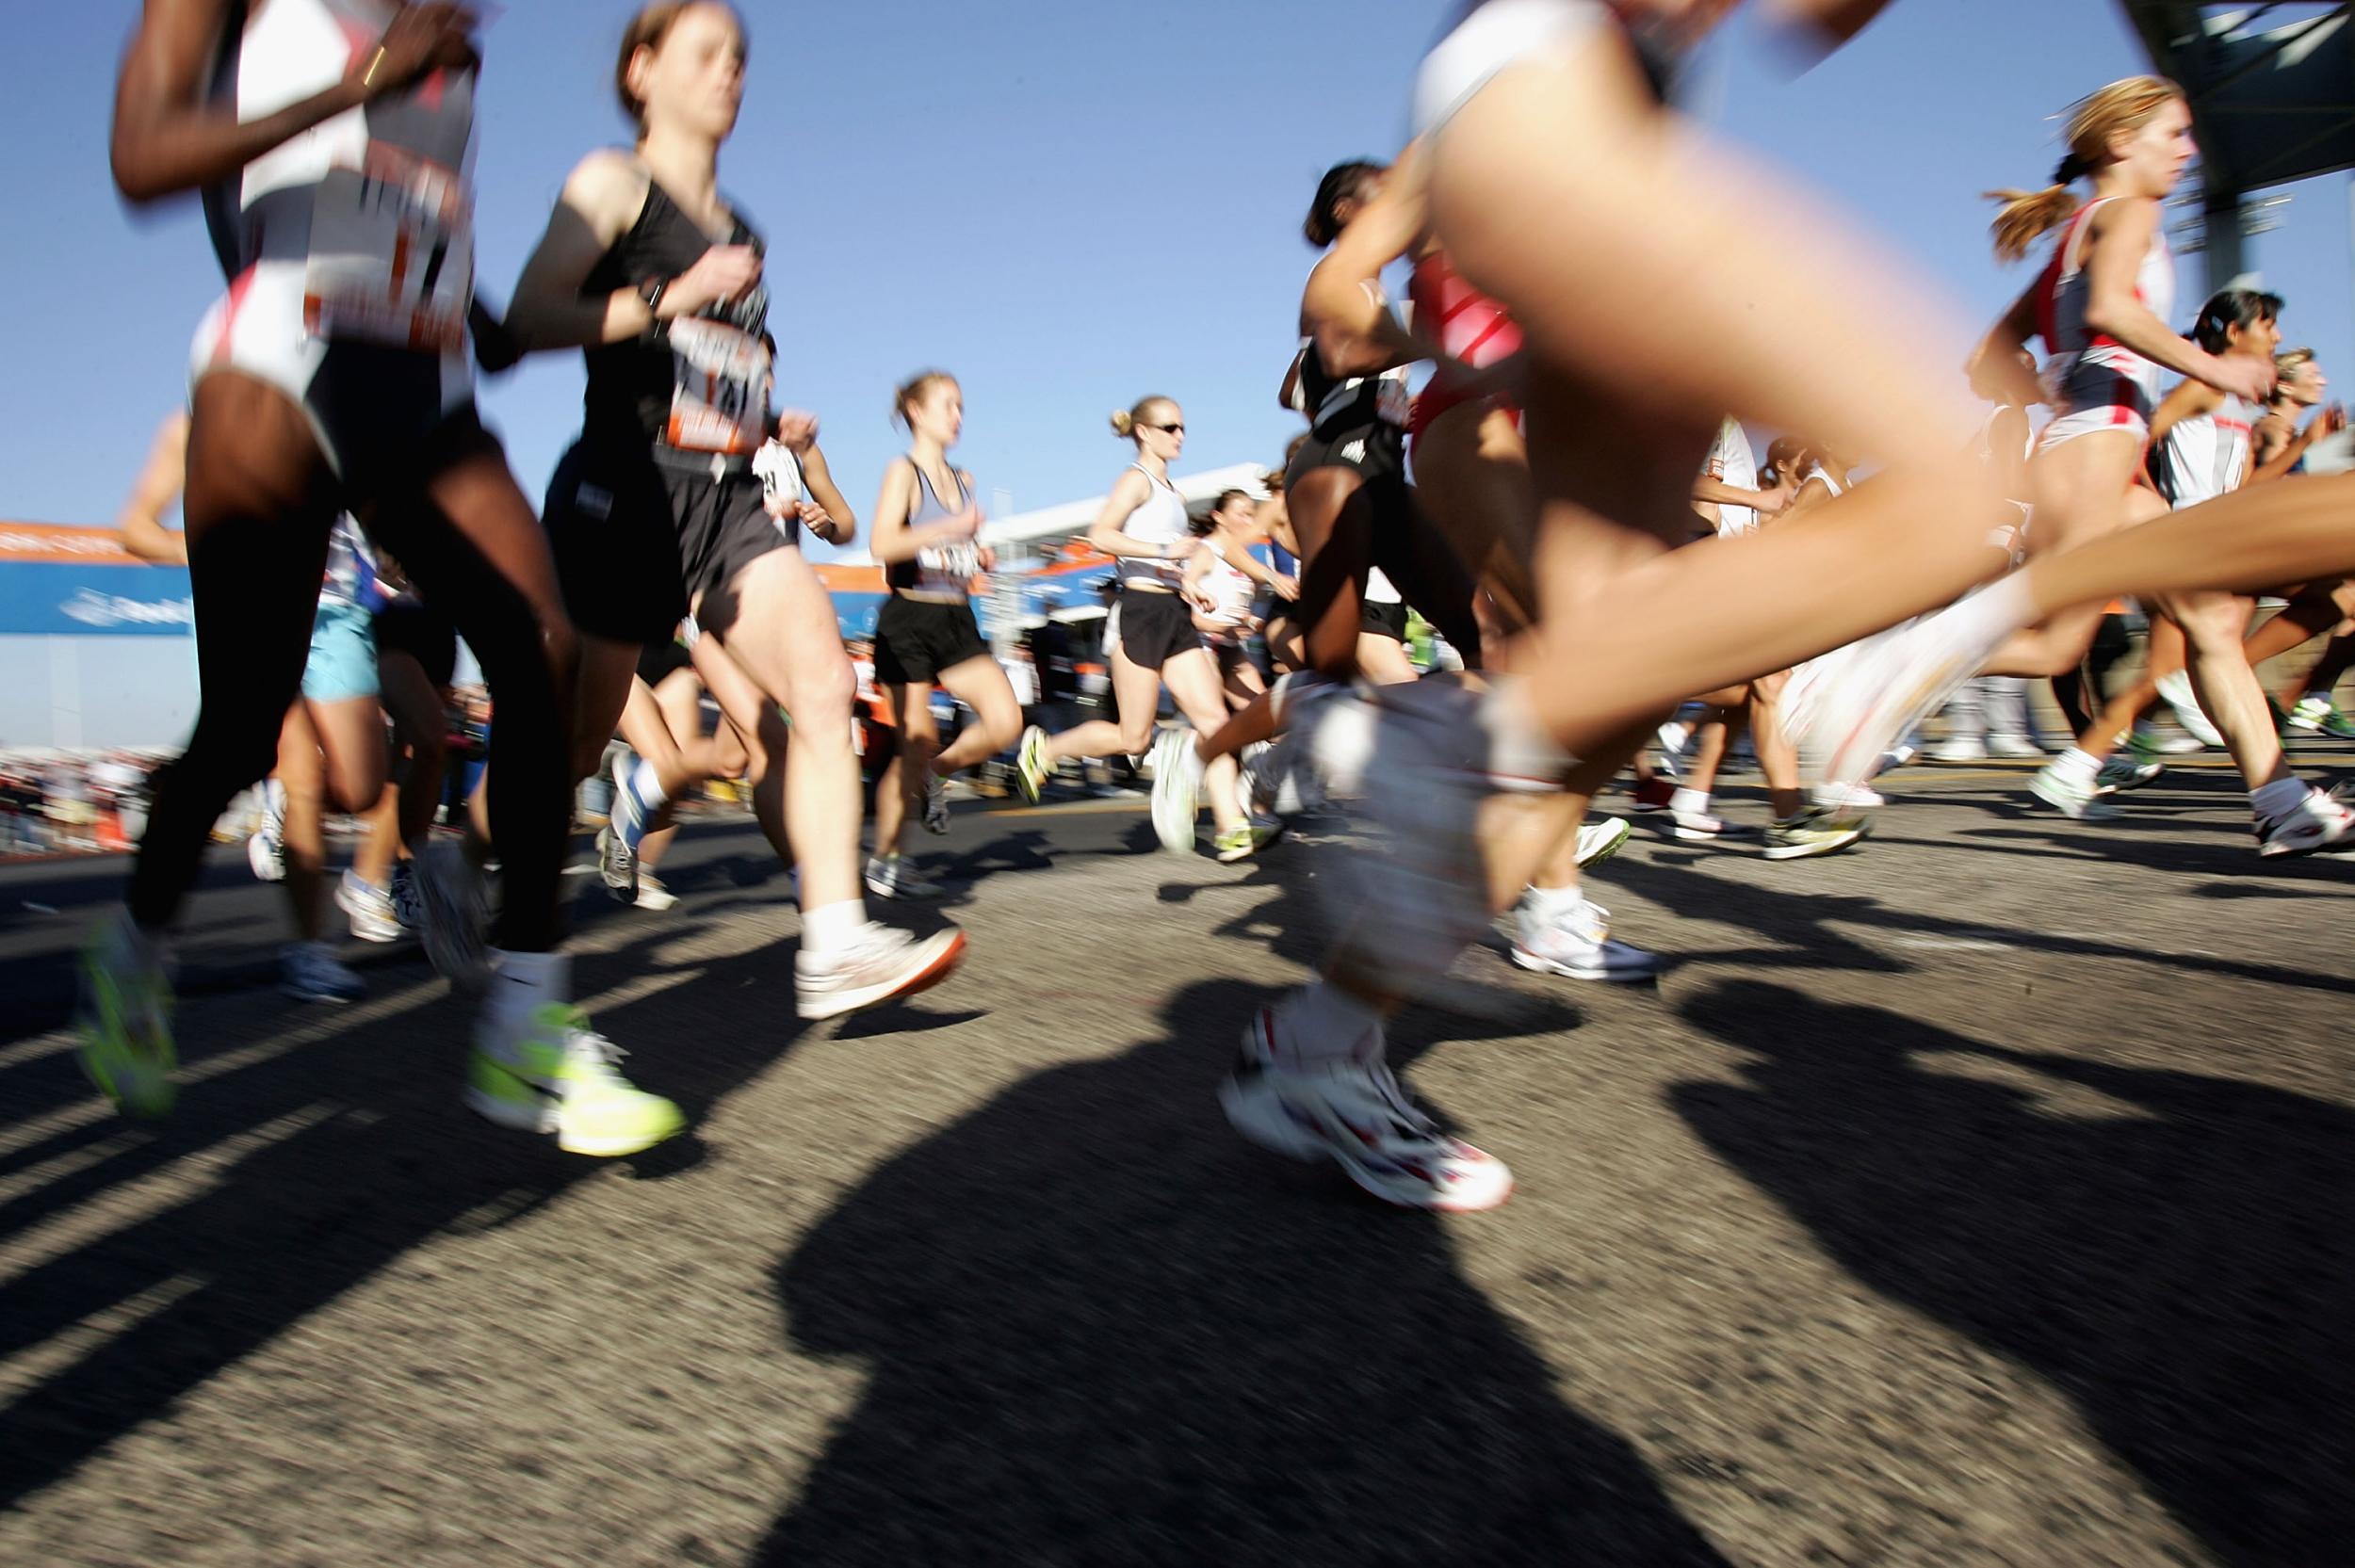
[75,0,2355,1209]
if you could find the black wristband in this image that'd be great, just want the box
[639,276,670,317]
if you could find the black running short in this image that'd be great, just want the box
[1360,598,1410,642]
[875,595,991,686]
[1114,586,1204,671]
[636,638,696,687]
[1285,419,1406,489]
[544,438,791,646]
[372,596,460,688]
[1212,637,1256,682]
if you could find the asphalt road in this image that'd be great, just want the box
[1,748,2349,1566]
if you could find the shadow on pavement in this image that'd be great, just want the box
[755,978,1722,1565]
[0,913,808,1509]
[1672,978,2352,1567]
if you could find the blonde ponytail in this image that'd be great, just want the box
[1988,75,2183,264]
[1109,409,1136,437]
[1111,396,1174,441]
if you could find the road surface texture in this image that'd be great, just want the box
[1,749,2347,1566]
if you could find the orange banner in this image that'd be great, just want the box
[0,524,142,567]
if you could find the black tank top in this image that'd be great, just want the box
[580,174,774,454]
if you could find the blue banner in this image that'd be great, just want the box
[0,564,195,637]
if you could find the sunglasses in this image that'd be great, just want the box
[1143,422,1185,436]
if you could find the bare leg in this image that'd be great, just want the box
[274,705,328,945]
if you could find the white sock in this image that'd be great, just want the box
[1670,787,1710,817]
[1275,980,1384,1064]
[627,756,669,810]
[1476,677,1575,788]
[2053,747,2100,783]
[487,948,569,1027]
[2250,777,2308,819]
[1950,571,2038,649]
[802,898,867,954]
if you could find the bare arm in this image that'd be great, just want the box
[111,0,476,204]
[1966,286,2045,407]
[2250,404,2346,484]
[1085,470,1183,563]
[1219,533,1297,599]
[1759,0,1894,49]
[2145,377,2219,458]
[2082,202,2265,397]
[114,412,190,565]
[1303,146,1433,381]
[798,443,856,545]
[1691,477,1783,512]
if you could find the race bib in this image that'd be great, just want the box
[1376,372,1413,428]
[917,542,983,586]
[665,317,773,455]
[304,146,472,351]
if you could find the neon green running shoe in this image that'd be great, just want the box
[76,912,176,1120]
[465,1003,684,1157]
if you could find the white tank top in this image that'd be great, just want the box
[1707,416,1759,537]
[2157,394,2255,509]
[2038,197,2174,423]
[1802,464,1845,501]
[1117,465,1190,590]
[1198,544,1258,629]
[1365,567,1404,606]
[203,0,478,349]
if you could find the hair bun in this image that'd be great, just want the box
[2052,151,2090,186]
[1109,410,1135,437]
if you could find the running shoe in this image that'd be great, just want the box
[414,840,492,991]
[2146,729,2206,755]
[604,755,658,902]
[1211,821,1283,863]
[2266,695,2297,736]
[1784,606,2007,802]
[634,872,679,913]
[2286,695,2355,739]
[2153,670,2225,749]
[2028,762,2121,821]
[465,1003,684,1157]
[1670,806,1730,842]
[281,940,365,1004]
[1149,726,1204,854]
[794,923,967,1020]
[1574,816,1632,869]
[2255,784,2355,858]
[75,911,175,1120]
[2093,754,2165,794]
[247,780,286,882]
[866,854,946,901]
[921,772,953,834]
[1510,897,1661,983]
[337,869,402,944]
[1654,719,1690,775]
[1014,725,1050,804]
[1814,782,1885,812]
[1219,1008,1512,1212]
[1762,809,1868,861]
[1988,733,2047,758]
[390,862,424,930]
[1929,736,1988,764]
[1632,775,1677,813]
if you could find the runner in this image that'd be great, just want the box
[89,0,684,1156]
[864,371,1024,899]
[506,0,965,1013]
[1012,397,1267,861]
[2239,348,2355,734]
[342,583,470,943]
[1181,487,1296,713]
[2019,285,2347,840]
[602,627,755,912]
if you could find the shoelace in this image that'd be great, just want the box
[554,1013,639,1089]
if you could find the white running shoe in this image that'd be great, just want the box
[865,854,946,901]
[795,922,967,1020]
[1785,607,2005,801]
[2093,755,2165,795]
[1574,816,1632,869]
[336,870,401,944]
[247,780,287,883]
[281,940,364,1004]
[1219,1008,1512,1212]
[1510,898,1660,983]
[921,772,952,835]
[1761,810,1868,861]
[1670,808,1730,842]
[2029,763,2120,821]
[1814,781,1885,812]
[1989,734,2046,758]
[2256,784,2355,858]
[1014,725,1051,804]
[414,840,492,991]
[465,1003,684,1157]
[2154,670,2226,750]
[633,872,679,913]
[1930,736,1988,764]
[1148,726,1205,854]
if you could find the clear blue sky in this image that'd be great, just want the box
[7,1,2351,553]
